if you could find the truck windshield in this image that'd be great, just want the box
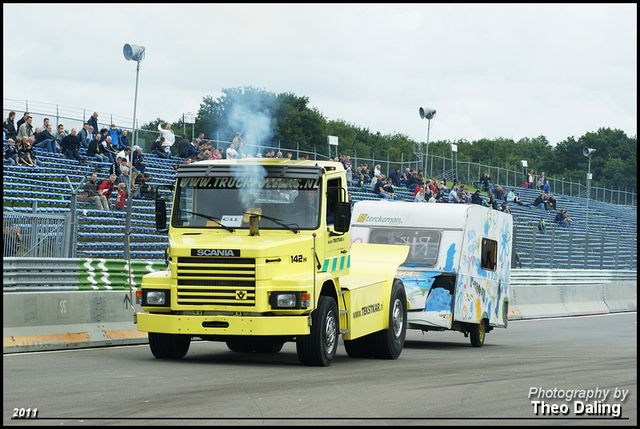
[368,228,441,267]
[172,176,321,230]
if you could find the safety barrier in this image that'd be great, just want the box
[3,257,167,291]
[508,269,637,319]
[3,264,637,353]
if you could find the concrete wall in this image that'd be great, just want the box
[3,269,637,354]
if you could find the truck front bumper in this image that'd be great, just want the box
[137,312,311,337]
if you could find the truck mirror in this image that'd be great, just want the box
[334,202,351,233]
[155,197,168,232]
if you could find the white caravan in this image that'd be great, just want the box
[350,201,513,346]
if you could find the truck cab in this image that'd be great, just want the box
[136,159,409,366]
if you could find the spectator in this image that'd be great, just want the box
[4,138,19,164]
[507,189,524,206]
[99,127,109,143]
[433,187,446,203]
[532,193,547,210]
[500,201,512,214]
[119,129,130,148]
[548,194,557,211]
[177,134,190,158]
[196,132,205,145]
[527,169,534,189]
[537,219,547,234]
[84,172,109,210]
[482,197,491,208]
[16,115,34,142]
[373,175,392,200]
[3,225,22,257]
[400,168,411,186]
[537,172,546,190]
[554,209,573,228]
[232,132,243,148]
[389,167,401,186]
[108,124,122,150]
[186,140,201,159]
[448,184,461,203]
[139,173,154,199]
[110,156,125,178]
[492,184,507,202]
[117,146,132,165]
[488,193,499,210]
[157,122,175,155]
[131,172,144,198]
[53,124,66,153]
[460,186,472,203]
[33,124,59,153]
[132,147,147,174]
[117,166,132,192]
[115,183,127,209]
[405,170,422,192]
[151,136,170,159]
[60,128,83,162]
[344,155,352,171]
[226,142,239,159]
[78,123,92,149]
[16,112,29,131]
[383,178,397,200]
[471,189,483,205]
[414,184,426,202]
[101,136,118,163]
[98,174,117,209]
[87,133,107,163]
[3,111,17,141]
[237,141,246,158]
[543,179,550,194]
[87,112,99,137]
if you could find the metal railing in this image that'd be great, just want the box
[5,98,636,206]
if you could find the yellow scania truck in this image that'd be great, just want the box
[136,158,409,366]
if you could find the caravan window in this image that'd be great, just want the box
[481,238,497,271]
[369,228,440,267]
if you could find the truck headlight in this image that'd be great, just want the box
[270,292,308,309]
[143,289,170,306]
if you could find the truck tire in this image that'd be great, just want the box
[371,280,407,359]
[149,333,191,359]
[296,295,338,366]
[344,336,373,358]
[470,320,486,347]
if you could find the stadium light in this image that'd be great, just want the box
[419,107,436,176]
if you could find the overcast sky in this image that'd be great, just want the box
[3,3,637,147]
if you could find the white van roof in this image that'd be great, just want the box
[351,200,508,230]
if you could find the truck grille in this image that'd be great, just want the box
[176,256,256,306]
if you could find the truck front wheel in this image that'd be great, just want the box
[149,333,191,359]
[296,296,338,366]
[371,279,407,359]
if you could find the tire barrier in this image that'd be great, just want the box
[3,265,636,353]
[508,269,637,320]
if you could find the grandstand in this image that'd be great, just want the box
[3,144,637,269]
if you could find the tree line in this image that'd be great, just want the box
[141,86,637,192]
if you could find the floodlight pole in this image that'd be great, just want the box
[124,57,142,261]
[586,156,591,232]
[424,118,431,176]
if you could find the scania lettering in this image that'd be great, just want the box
[136,159,409,366]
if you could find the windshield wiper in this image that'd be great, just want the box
[243,212,299,233]
[178,209,234,232]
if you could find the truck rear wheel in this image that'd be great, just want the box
[149,333,191,359]
[371,280,406,359]
[470,320,486,347]
[296,295,338,366]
